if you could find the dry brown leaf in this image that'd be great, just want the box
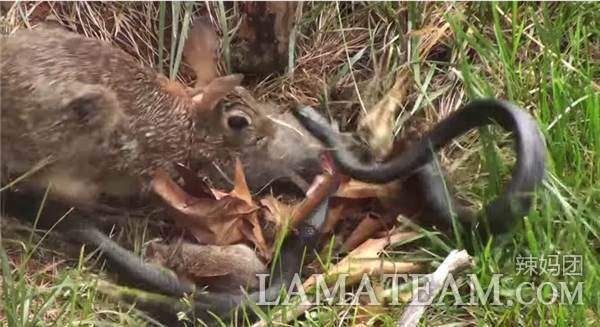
[328,176,400,240]
[358,20,450,159]
[270,236,423,327]
[155,156,334,259]
[322,201,346,234]
[240,212,272,260]
[211,214,245,245]
[151,169,215,219]
[260,195,295,230]
[322,198,378,236]
[357,73,410,159]
[227,159,271,258]
[303,232,423,289]
[173,163,213,198]
[334,178,395,200]
[210,188,229,200]
[151,167,260,247]
[230,158,254,206]
[342,214,384,252]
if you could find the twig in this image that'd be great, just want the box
[290,171,340,228]
[396,249,473,327]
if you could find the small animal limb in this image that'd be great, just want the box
[294,99,546,234]
[66,193,330,323]
[69,226,197,296]
[2,185,330,324]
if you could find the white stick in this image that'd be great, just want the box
[396,249,473,327]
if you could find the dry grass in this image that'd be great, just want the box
[1,2,451,112]
[1,2,477,168]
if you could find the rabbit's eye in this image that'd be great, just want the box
[227,115,250,131]
[223,108,252,133]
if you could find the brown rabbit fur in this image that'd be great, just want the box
[1,26,321,206]
[0,23,324,324]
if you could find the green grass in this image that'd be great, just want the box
[445,3,599,324]
[0,226,154,325]
[432,2,598,325]
[1,2,599,326]
[155,1,194,80]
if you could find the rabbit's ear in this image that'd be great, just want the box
[190,74,243,113]
[183,18,219,89]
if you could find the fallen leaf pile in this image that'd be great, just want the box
[149,151,428,280]
[149,154,444,323]
[151,159,271,259]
